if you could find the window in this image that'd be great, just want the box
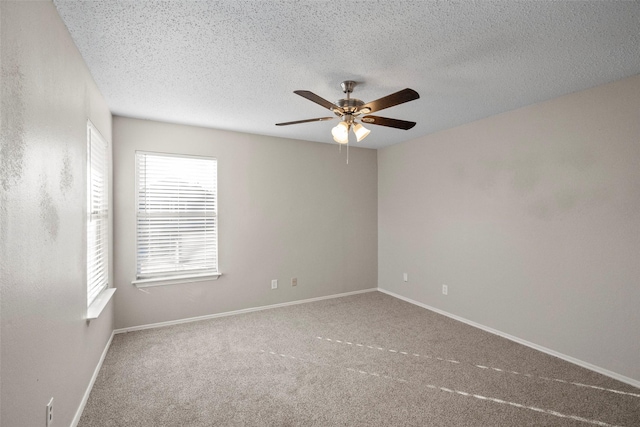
[87,122,109,306]
[134,152,218,286]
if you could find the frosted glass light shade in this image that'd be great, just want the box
[353,123,370,142]
[331,121,349,144]
[333,135,348,144]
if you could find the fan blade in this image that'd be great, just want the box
[276,117,335,126]
[294,90,343,112]
[359,88,419,114]
[361,115,416,130]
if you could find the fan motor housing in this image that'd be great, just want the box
[335,98,364,115]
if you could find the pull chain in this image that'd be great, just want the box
[347,141,349,164]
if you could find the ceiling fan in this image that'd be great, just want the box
[276,81,419,145]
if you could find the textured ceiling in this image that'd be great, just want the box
[53,1,640,149]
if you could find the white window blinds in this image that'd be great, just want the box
[87,123,109,306]
[135,152,218,281]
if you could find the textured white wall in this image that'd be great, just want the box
[378,75,640,383]
[0,2,114,426]
[112,117,378,329]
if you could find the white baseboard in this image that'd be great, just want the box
[72,330,115,427]
[378,288,640,390]
[115,288,378,334]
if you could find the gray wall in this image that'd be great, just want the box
[113,117,378,329]
[0,2,114,426]
[378,75,640,383]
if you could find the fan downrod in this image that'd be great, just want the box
[336,81,364,115]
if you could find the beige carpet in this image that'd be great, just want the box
[79,292,640,426]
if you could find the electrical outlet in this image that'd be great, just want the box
[403,273,408,282]
[442,284,448,295]
[46,398,53,427]
[291,277,297,286]
[271,279,278,289]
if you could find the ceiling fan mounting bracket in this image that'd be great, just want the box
[340,80,357,94]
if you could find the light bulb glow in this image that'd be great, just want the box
[333,134,348,144]
[353,123,370,142]
[331,121,349,143]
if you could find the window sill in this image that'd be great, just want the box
[86,287,116,320]
[132,272,222,288]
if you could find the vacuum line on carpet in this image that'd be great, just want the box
[316,336,640,398]
[259,349,408,382]
[260,348,622,427]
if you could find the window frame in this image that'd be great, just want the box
[86,121,113,316]
[132,151,220,288]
